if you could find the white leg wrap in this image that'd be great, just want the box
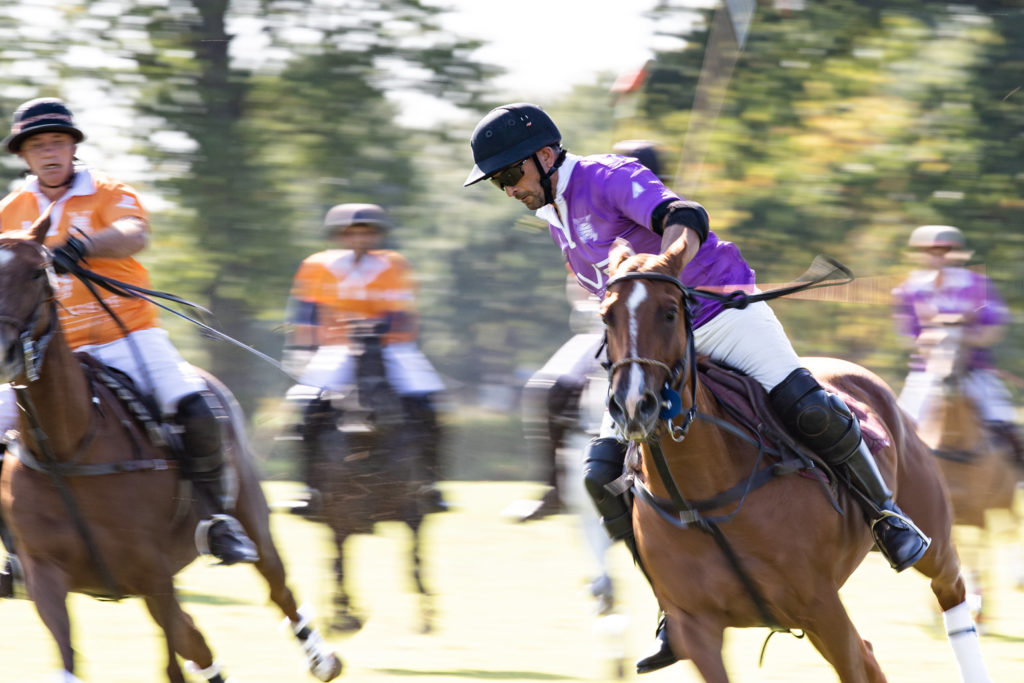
[943,601,991,683]
[285,605,341,682]
[184,659,224,680]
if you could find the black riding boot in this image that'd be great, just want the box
[294,392,335,516]
[583,437,678,674]
[176,392,258,565]
[402,394,448,513]
[989,421,1024,471]
[770,368,930,572]
[636,614,676,674]
[0,444,13,598]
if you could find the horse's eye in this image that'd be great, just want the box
[665,307,678,322]
[602,312,613,327]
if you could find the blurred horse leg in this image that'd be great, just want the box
[329,528,362,632]
[407,519,435,634]
[142,588,211,683]
[663,609,724,682]
[23,558,75,676]
[801,592,886,683]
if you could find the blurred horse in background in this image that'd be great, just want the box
[0,229,340,683]
[519,279,630,678]
[285,320,436,634]
[600,241,988,682]
[913,318,1024,624]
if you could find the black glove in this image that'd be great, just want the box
[52,235,89,274]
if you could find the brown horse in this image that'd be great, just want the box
[288,320,436,634]
[0,228,342,682]
[599,240,989,682]
[914,321,1024,619]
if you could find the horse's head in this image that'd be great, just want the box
[0,215,57,382]
[600,239,693,441]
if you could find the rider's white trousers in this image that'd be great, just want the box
[899,368,1016,424]
[296,342,444,396]
[0,327,206,434]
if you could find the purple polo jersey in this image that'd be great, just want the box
[892,266,1009,370]
[541,154,755,328]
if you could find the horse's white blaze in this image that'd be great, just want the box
[625,283,647,417]
[0,250,13,268]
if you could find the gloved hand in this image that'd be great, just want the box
[52,235,89,274]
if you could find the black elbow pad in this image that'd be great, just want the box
[651,199,709,244]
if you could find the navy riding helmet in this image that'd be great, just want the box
[464,103,561,187]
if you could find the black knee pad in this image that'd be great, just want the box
[583,437,633,541]
[769,368,861,464]
[175,391,224,480]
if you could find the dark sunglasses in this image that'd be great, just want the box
[489,159,528,190]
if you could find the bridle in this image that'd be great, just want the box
[604,270,699,441]
[0,241,59,383]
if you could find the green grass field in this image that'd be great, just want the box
[1,481,1023,682]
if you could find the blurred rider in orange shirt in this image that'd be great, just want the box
[283,203,446,512]
[0,98,258,592]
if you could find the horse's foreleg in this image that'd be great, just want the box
[142,589,217,683]
[330,530,362,632]
[24,560,75,675]
[664,608,726,683]
[802,594,886,683]
[408,521,434,634]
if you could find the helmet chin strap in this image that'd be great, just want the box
[534,148,567,206]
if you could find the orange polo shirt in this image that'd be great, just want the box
[0,167,156,348]
[288,248,418,346]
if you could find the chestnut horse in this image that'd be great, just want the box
[0,227,341,682]
[914,321,1024,617]
[599,241,988,682]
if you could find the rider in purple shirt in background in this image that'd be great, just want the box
[464,103,930,674]
[892,224,1024,467]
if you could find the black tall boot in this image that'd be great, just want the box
[176,392,258,565]
[989,421,1024,471]
[0,445,20,599]
[770,368,930,572]
[844,441,930,571]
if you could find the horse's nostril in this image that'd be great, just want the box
[640,392,659,418]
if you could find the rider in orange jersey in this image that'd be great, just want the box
[283,203,447,513]
[0,98,258,591]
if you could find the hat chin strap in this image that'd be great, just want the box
[535,148,567,206]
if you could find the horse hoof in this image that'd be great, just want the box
[330,615,363,633]
[313,653,343,681]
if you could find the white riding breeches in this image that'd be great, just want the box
[0,327,207,435]
[297,341,444,396]
[899,368,1016,424]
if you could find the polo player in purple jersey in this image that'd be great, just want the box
[464,103,932,674]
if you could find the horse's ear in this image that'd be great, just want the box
[662,232,695,277]
[608,238,636,274]
[29,203,56,244]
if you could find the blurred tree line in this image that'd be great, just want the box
[0,1,1020,469]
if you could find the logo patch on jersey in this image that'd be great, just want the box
[574,213,597,243]
[632,181,644,199]
[69,212,92,233]
[116,194,139,210]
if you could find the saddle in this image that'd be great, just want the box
[697,356,890,459]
